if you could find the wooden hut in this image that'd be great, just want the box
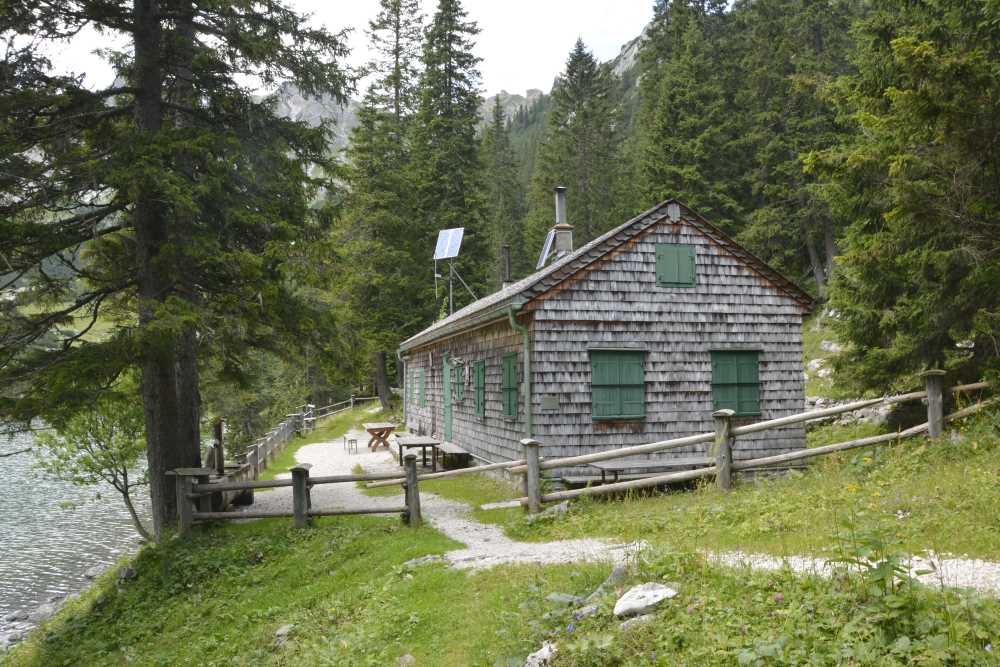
[398,196,814,481]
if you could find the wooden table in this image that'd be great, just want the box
[396,436,441,472]
[363,422,397,451]
[587,457,713,484]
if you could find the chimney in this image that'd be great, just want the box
[553,186,573,255]
[501,244,512,287]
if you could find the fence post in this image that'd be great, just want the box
[213,419,225,476]
[404,454,422,526]
[195,471,213,513]
[291,464,312,529]
[351,394,356,409]
[713,409,735,491]
[921,369,946,438]
[521,438,543,513]
[173,472,193,538]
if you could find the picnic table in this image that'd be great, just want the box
[587,456,713,484]
[396,435,441,472]
[362,422,397,451]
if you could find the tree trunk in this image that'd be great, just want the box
[374,350,392,410]
[805,234,828,300]
[823,218,839,283]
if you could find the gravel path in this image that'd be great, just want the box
[239,420,1000,592]
[242,424,642,571]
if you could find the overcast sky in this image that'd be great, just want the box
[47,1,652,96]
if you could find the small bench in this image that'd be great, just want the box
[587,456,713,484]
[435,441,472,470]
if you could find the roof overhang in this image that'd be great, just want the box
[398,297,527,355]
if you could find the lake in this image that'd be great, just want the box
[0,428,149,630]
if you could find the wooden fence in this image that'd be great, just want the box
[367,373,992,512]
[171,454,424,536]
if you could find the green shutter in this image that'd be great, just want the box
[418,368,426,407]
[502,353,518,418]
[711,351,761,416]
[474,361,486,417]
[656,244,696,287]
[590,350,645,420]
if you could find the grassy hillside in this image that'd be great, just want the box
[5,409,1000,666]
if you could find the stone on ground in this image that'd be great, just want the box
[613,583,678,618]
[620,613,655,631]
[524,641,557,666]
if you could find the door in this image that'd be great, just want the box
[442,354,453,442]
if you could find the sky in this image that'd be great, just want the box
[47,0,653,96]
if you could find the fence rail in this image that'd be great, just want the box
[367,378,990,491]
[481,375,994,511]
[172,455,423,535]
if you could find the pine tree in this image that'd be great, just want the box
[524,39,622,259]
[410,0,489,309]
[337,0,424,406]
[0,1,350,535]
[481,97,527,285]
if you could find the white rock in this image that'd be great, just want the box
[524,641,557,667]
[806,359,825,372]
[613,583,677,618]
[620,613,655,631]
[397,653,416,666]
[275,624,294,642]
[820,340,843,353]
[817,367,833,378]
[574,604,599,620]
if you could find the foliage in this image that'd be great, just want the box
[481,96,528,286]
[34,386,151,540]
[0,0,353,535]
[524,39,624,258]
[813,0,1000,390]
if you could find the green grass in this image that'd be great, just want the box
[258,406,387,482]
[802,313,856,399]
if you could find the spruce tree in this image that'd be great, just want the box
[814,0,1000,389]
[337,0,424,406]
[524,39,621,259]
[0,0,350,535]
[481,97,527,285]
[410,0,489,309]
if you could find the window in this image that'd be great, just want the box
[453,364,464,402]
[501,353,518,418]
[590,350,646,420]
[474,360,486,418]
[418,368,426,407]
[656,243,696,287]
[711,351,761,416]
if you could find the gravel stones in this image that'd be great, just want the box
[613,583,678,618]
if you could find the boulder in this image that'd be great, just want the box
[620,613,655,631]
[806,359,825,373]
[27,602,58,624]
[524,641,557,667]
[275,624,294,644]
[817,367,833,379]
[820,340,843,353]
[574,604,599,620]
[613,583,677,618]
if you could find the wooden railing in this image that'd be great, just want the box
[368,374,992,512]
[171,454,424,536]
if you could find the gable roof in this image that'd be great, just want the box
[398,199,815,353]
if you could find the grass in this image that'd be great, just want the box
[802,313,855,399]
[8,406,1000,665]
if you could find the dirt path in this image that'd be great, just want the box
[244,423,642,570]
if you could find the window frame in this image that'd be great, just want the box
[710,350,762,417]
[589,349,647,421]
[418,368,426,407]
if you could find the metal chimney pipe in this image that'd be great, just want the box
[501,244,512,286]
[554,186,567,225]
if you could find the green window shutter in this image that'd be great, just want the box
[418,368,426,407]
[474,361,486,417]
[590,350,646,420]
[502,353,518,418]
[711,351,761,416]
[656,244,696,287]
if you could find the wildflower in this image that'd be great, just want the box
[566,623,575,633]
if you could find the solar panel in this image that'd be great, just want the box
[434,228,464,260]
[535,229,555,269]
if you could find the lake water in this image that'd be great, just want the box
[0,428,149,628]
